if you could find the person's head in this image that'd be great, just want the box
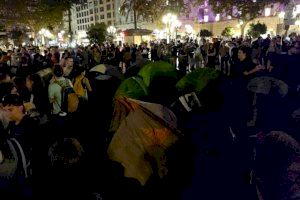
[53,65,64,78]
[65,57,74,68]
[276,36,282,44]
[74,67,85,77]
[26,74,43,92]
[0,70,11,83]
[238,46,250,61]
[1,94,25,124]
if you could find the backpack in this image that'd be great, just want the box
[0,137,30,180]
[73,76,87,99]
[55,79,79,113]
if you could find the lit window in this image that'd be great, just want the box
[215,14,220,21]
[204,15,209,22]
[265,8,271,17]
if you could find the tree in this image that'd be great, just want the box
[194,0,289,36]
[87,23,107,44]
[247,22,267,38]
[199,29,213,38]
[41,0,86,43]
[0,0,84,42]
[221,27,234,38]
[120,0,187,29]
[8,28,27,46]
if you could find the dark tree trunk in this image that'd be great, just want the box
[133,9,137,30]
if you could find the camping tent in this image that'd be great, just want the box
[108,97,179,185]
[114,77,148,100]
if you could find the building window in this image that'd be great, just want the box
[107,12,111,18]
[77,13,79,18]
[95,8,98,13]
[94,1,98,5]
[78,26,80,30]
[99,0,103,4]
[77,20,79,24]
[108,21,111,25]
[85,18,87,23]
[90,16,94,21]
[90,9,93,14]
[100,15,104,19]
[107,4,111,10]
[100,7,104,12]
[96,15,99,21]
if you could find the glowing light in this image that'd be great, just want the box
[278,11,285,19]
[293,5,300,18]
[204,15,209,22]
[185,24,194,34]
[174,20,182,28]
[77,31,87,38]
[265,8,271,17]
[107,26,116,34]
[295,20,300,26]
[227,15,232,20]
[215,14,220,22]
[162,13,177,25]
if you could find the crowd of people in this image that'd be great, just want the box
[0,33,300,199]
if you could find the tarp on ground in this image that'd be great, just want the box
[108,97,179,185]
[90,64,123,79]
[255,131,300,200]
[247,76,288,97]
[114,76,148,100]
[176,68,220,93]
[138,61,177,87]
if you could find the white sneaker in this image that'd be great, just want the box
[59,112,67,117]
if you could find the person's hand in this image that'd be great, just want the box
[267,64,274,72]
[255,65,264,71]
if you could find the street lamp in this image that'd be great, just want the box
[162,13,177,44]
[107,26,116,43]
[107,26,116,35]
[174,20,182,45]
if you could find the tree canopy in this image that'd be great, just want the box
[87,23,107,44]
[199,29,213,37]
[194,0,290,21]
[247,22,267,38]
[221,27,234,37]
[120,0,188,29]
[0,0,84,32]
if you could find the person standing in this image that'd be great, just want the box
[206,43,216,68]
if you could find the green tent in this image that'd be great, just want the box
[176,68,220,93]
[114,77,148,100]
[138,61,177,87]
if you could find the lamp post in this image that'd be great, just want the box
[162,13,177,44]
[107,26,116,43]
[38,28,53,46]
[38,28,46,45]
[174,20,182,45]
